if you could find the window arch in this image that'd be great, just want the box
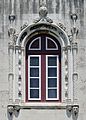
[26,34,61,102]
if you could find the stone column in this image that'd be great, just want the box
[8,0,16,103]
[71,13,78,104]
[8,32,15,102]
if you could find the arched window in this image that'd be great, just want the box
[26,34,61,102]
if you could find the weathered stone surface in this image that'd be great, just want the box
[0,0,86,120]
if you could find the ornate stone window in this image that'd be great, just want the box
[8,5,78,110]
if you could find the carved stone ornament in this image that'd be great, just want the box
[58,23,66,31]
[9,14,16,22]
[8,27,18,46]
[34,4,53,23]
[7,105,14,115]
[66,104,79,118]
[8,27,16,37]
[21,22,28,31]
[7,105,20,116]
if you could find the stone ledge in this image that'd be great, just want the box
[7,102,67,110]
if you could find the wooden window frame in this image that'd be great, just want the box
[26,34,61,102]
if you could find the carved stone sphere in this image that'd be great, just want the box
[39,6,48,18]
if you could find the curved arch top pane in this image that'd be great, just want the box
[29,37,41,50]
[46,37,58,50]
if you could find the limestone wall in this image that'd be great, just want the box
[0,0,86,120]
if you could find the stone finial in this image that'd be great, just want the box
[39,4,48,18]
[34,4,53,23]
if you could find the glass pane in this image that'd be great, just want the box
[30,68,39,77]
[48,89,57,98]
[30,38,39,49]
[47,38,57,49]
[30,57,39,66]
[30,89,39,98]
[48,78,57,87]
[48,68,57,77]
[30,78,39,88]
[48,57,57,66]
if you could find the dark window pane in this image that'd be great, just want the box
[48,68,57,77]
[48,89,57,98]
[30,68,39,77]
[47,38,57,49]
[30,57,39,66]
[30,78,39,88]
[30,38,39,49]
[48,78,57,87]
[48,57,57,66]
[30,89,39,98]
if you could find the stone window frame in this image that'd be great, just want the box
[8,22,75,108]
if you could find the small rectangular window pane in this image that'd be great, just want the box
[48,68,57,77]
[30,89,39,98]
[30,68,39,77]
[48,89,57,98]
[48,57,57,66]
[30,78,39,88]
[48,78,57,87]
[30,57,39,66]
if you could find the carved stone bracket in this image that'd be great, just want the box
[66,104,79,118]
[7,105,20,116]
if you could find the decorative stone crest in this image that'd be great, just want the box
[34,4,53,23]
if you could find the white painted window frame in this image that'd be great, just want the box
[46,55,59,100]
[28,55,41,100]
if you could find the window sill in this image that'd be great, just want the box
[8,102,67,110]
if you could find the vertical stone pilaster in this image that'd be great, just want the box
[62,47,66,102]
[71,13,78,104]
[67,45,73,102]
[21,47,25,102]
[72,42,78,103]
[8,45,14,102]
